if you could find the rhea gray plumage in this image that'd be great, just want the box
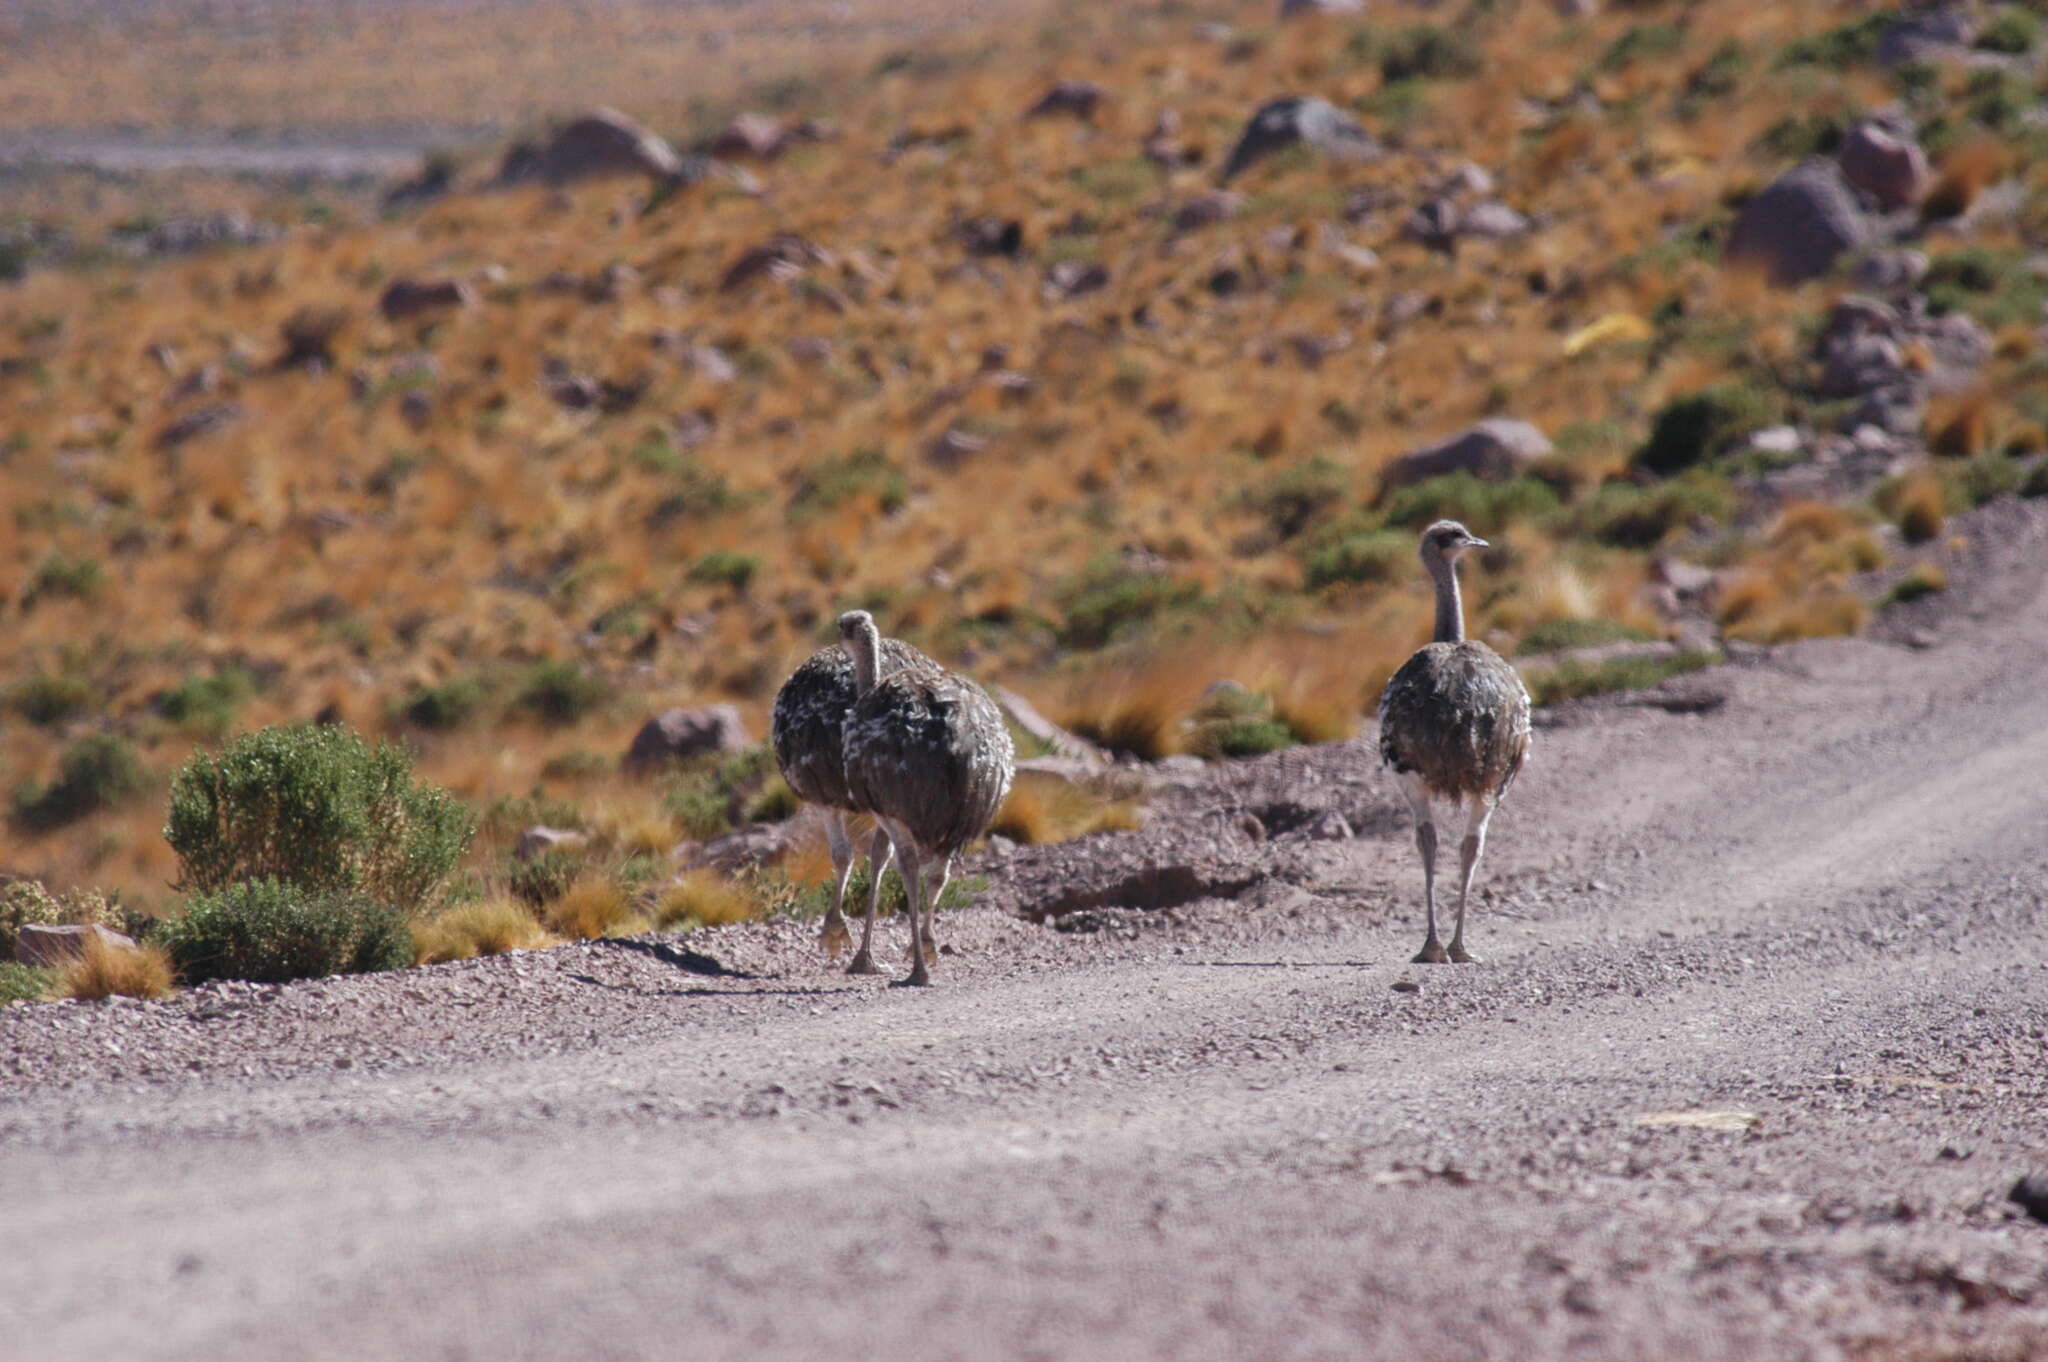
[1377,520,1531,964]
[838,609,1014,986]
[771,633,935,965]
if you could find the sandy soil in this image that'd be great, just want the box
[4,501,2048,1362]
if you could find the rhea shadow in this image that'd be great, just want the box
[563,971,853,1000]
[587,936,757,979]
[1179,959,1382,969]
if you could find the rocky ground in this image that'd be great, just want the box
[4,499,2048,1362]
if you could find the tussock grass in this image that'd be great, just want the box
[651,872,761,930]
[0,961,54,1006]
[542,878,645,940]
[1523,650,1718,707]
[1881,563,1949,607]
[413,899,556,963]
[54,935,175,1002]
[991,780,1143,845]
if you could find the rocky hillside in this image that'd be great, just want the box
[4,0,2047,906]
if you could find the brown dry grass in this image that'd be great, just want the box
[651,872,762,930]
[542,879,645,940]
[54,935,176,1001]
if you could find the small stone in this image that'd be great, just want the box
[2008,1174,2048,1224]
[1391,979,1420,993]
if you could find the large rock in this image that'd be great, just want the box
[1838,121,1931,211]
[623,705,751,775]
[15,923,135,969]
[1725,159,1872,285]
[1024,81,1107,122]
[1219,96,1381,184]
[514,826,590,863]
[1877,8,1976,67]
[1380,419,1553,492]
[379,277,475,322]
[499,109,684,184]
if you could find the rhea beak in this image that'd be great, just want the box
[1466,535,1490,549]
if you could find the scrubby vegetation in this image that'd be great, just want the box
[159,878,415,984]
[165,725,474,914]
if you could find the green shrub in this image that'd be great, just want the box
[0,961,52,1005]
[1516,617,1655,656]
[1974,9,2037,54]
[663,743,778,838]
[1775,14,1887,69]
[687,550,760,590]
[9,670,92,726]
[509,849,582,908]
[1880,563,1948,606]
[164,724,473,914]
[1378,473,1561,530]
[1188,716,1297,760]
[1635,384,1780,476]
[395,675,489,730]
[1302,529,1410,590]
[1055,558,1203,650]
[22,552,104,607]
[1599,23,1685,72]
[158,668,256,736]
[1351,24,1482,82]
[12,734,147,831]
[1922,248,2048,329]
[1242,456,1349,541]
[1522,650,1718,706]
[160,878,413,984]
[1568,477,1736,548]
[1687,40,1748,99]
[2023,460,2048,499]
[512,661,608,725]
[786,447,906,520]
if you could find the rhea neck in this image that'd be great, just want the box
[1425,548,1466,644]
[845,619,882,695]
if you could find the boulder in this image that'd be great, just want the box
[673,819,801,874]
[1838,121,1931,211]
[1380,419,1553,491]
[956,216,1023,257]
[279,306,348,368]
[1852,249,1930,293]
[1280,0,1365,16]
[15,923,134,970]
[1219,96,1381,184]
[1043,259,1108,302]
[623,705,751,775]
[154,401,245,452]
[1173,190,1246,232]
[1876,8,1976,67]
[718,235,832,292]
[378,277,475,322]
[1725,159,1872,285]
[514,826,590,863]
[701,112,789,160]
[499,108,684,184]
[1024,81,1107,122]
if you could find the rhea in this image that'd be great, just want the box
[838,609,1014,986]
[1377,520,1531,964]
[771,627,936,971]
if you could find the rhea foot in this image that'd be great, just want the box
[1447,941,1480,964]
[818,915,851,960]
[895,961,934,988]
[1412,939,1451,965]
[846,950,884,976]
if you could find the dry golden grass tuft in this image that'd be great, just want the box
[652,872,761,930]
[1883,473,1949,545]
[542,879,646,940]
[54,935,176,1002]
[991,778,1142,846]
[413,899,557,964]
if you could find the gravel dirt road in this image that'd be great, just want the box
[5,503,2047,1362]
